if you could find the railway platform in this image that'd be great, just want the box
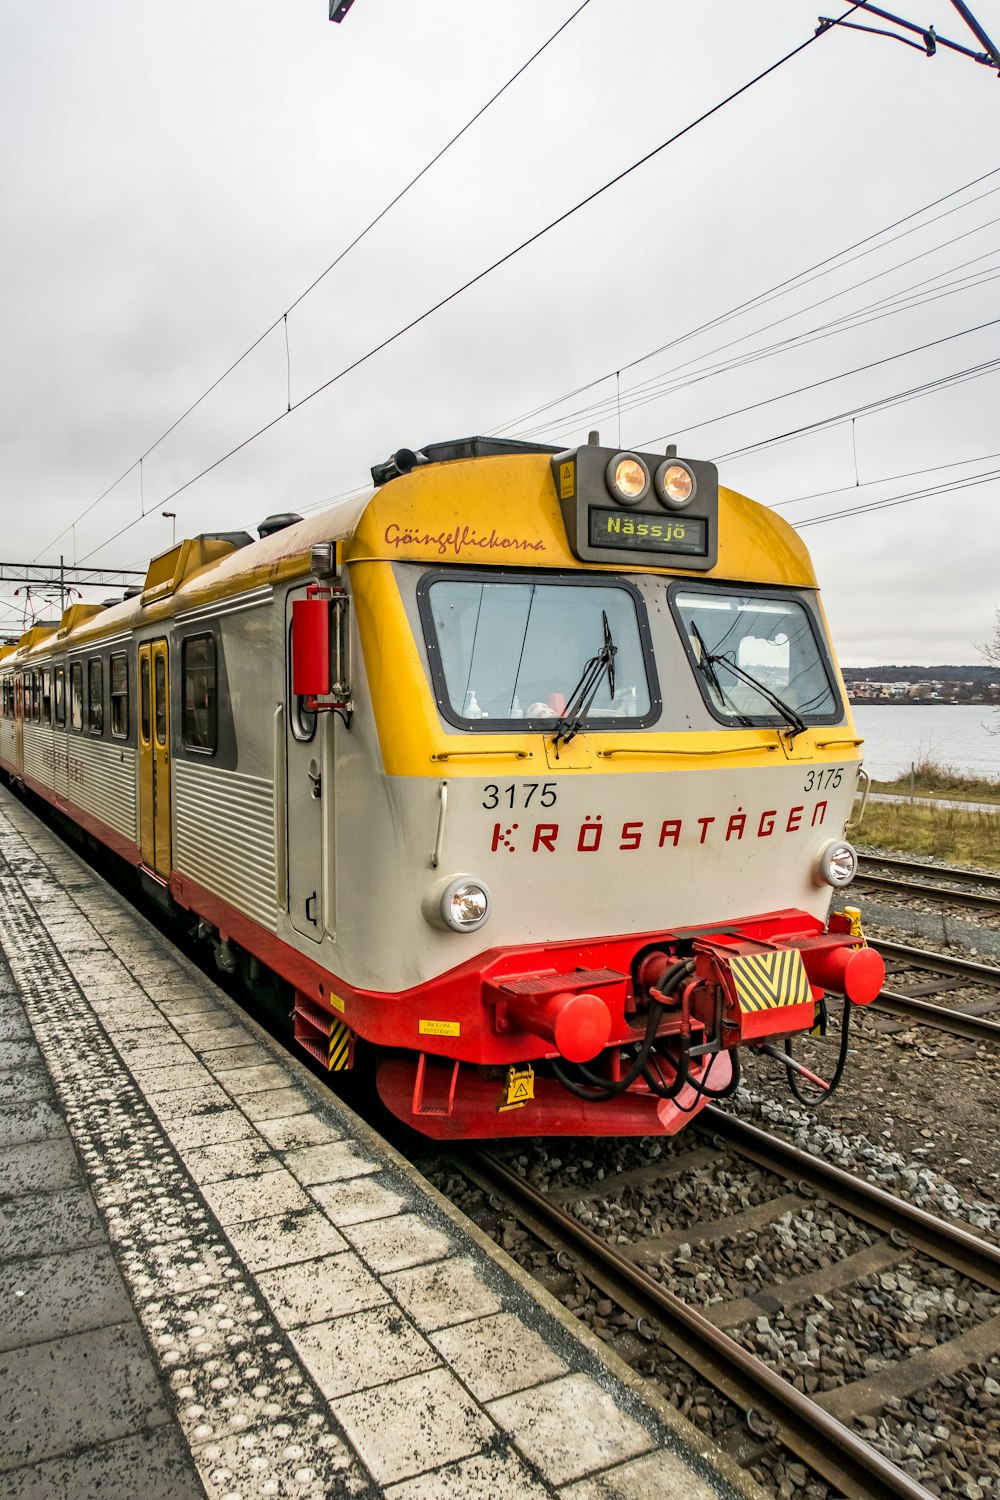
[0,786,760,1500]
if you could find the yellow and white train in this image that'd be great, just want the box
[0,435,883,1137]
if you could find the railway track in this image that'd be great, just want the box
[867,938,1000,1046]
[435,1115,1000,1500]
[855,855,1000,917]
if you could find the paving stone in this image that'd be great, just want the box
[342,1211,454,1274]
[184,1025,259,1054]
[430,1311,570,1403]
[0,1243,135,1351]
[200,1169,312,1226]
[385,1255,503,1333]
[202,1043,272,1072]
[488,1374,656,1487]
[0,1185,104,1261]
[256,1112,344,1152]
[130,1062,215,1094]
[0,1099,66,1149]
[310,1174,411,1226]
[0,1009,29,1042]
[0,1136,81,1199]
[560,1449,728,1499]
[1,1425,205,1500]
[257,1251,386,1327]
[215,1063,294,1097]
[384,1447,555,1499]
[182,1136,281,1184]
[169,1109,258,1153]
[333,1367,495,1485]
[192,1413,368,1500]
[0,1321,171,1470]
[240,1088,312,1122]
[291,1303,438,1400]
[0,1069,50,1106]
[282,1140,380,1186]
[0,1040,40,1069]
[145,1083,234,1120]
[227,1210,351,1273]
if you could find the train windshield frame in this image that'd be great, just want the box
[417,570,660,732]
[669,583,842,728]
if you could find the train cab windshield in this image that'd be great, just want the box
[418,573,658,730]
[672,587,840,726]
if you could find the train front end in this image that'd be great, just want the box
[303,437,883,1138]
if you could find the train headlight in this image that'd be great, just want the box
[654,460,697,509]
[424,875,493,932]
[813,840,859,889]
[605,453,650,506]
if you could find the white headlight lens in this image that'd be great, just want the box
[442,878,491,932]
[606,453,650,505]
[655,460,696,509]
[814,840,858,888]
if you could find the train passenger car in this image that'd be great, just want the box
[0,435,883,1137]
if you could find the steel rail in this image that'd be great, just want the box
[699,1110,1000,1292]
[858,854,1000,894]
[854,869,1000,914]
[462,1147,936,1500]
[870,938,1000,985]
[871,987,1000,1045]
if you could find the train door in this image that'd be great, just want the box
[138,640,173,878]
[285,590,329,943]
[13,673,24,777]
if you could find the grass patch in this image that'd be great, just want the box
[870,755,1000,806]
[858,800,1000,869]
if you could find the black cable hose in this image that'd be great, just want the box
[550,959,692,1102]
[783,999,853,1106]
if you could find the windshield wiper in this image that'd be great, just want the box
[692,625,808,741]
[553,611,617,745]
[690,623,752,727]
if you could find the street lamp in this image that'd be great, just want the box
[162,511,177,546]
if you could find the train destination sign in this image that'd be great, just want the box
[588,507,709,556]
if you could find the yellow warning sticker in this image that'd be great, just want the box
[498,1063,535,1112]
[419,1019,461,1037]
[328,991,346,1014]
[559,460,575,500]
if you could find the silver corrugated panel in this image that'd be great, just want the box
[0,720,14,768]
[23,725,52,785]
[173,762,277,931]
[68,739,138,841]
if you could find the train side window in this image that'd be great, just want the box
[140,657,151,742]
[88,659,104,736]
[181,634,217,753]
[69,662,84,731]
[25,673,35,723]
[154,654,167,746]
[41,669,52,725]
[54,667,66,726]
[110,653,129,738]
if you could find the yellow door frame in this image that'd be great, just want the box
[138,640,172,877]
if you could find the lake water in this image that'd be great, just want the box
[851,704,1000,782]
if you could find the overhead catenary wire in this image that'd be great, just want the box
[633,314,1000,453]
[510,238,1000,443]
[31,0,595,565]
[490,163,1000,438]
[711,350,1000,463]
[74,5,864,568]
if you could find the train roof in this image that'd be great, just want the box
[4,448,818,663]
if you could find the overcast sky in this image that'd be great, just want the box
[2,0,999,666]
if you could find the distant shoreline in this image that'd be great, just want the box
[848,700,996,708]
